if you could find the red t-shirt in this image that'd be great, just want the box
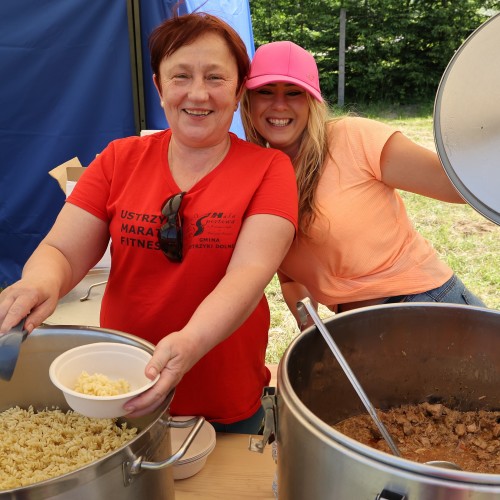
[67,130,298,423]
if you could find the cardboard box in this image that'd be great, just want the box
[49,158,110,269]
[48,157,86,195]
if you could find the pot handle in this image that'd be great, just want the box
[249,386,277,453]
[125,416,205,477]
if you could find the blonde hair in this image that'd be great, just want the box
[241,90,337,234]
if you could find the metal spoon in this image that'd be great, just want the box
[297,298,402,457]
[0,319,29,381]
[297,299,462,471]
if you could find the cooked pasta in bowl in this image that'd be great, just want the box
[49,342,160,418]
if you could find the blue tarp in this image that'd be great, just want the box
[0,0,254,285]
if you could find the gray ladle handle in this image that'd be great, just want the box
[0,318,29,381]
[297,298,402,458]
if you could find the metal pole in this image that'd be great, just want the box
[338,8,346,108]
[126,0,146,135]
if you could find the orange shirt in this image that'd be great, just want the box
[279,117,452,305]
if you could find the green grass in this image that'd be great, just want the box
[264,104,500,364]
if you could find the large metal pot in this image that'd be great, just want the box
[274,303,500,499]
[0,325,201,499]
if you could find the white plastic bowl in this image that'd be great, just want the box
[171,417,216,480]
[49,342,159,418]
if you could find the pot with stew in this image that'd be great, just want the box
[271,303,500,499]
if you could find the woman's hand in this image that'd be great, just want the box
[0,278,60,333]
[123,331,202,418]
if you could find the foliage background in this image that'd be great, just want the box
[249,0,500,105]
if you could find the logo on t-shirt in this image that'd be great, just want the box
[117,208,239,252]
[188,211,237,250]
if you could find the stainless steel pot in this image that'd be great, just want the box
[261,304,500,499]
[0,325,201,500]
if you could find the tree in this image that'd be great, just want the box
[249,0,499,105]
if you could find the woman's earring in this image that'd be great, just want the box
[160,101,164,107]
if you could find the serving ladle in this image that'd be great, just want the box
[0,319,29,381]
[296,298,462,471]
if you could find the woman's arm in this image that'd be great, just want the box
[0,204,109,333]
[381,132,464,203]
[125,213,295,417]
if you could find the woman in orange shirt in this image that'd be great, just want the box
[240,41,485,329]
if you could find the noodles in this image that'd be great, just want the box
[0,406,137,490]
[74,371,131,396]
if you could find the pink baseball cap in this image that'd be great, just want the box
[246,41,323,102]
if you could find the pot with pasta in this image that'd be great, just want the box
[0,325,199,499]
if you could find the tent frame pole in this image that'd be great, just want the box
[127,0,146,135]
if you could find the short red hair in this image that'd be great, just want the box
[149,12,250,94]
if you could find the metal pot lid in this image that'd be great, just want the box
[434,13,500,225]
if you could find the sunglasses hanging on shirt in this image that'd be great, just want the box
[159,192,186,263]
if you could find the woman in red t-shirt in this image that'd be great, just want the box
[0,15,298,433]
